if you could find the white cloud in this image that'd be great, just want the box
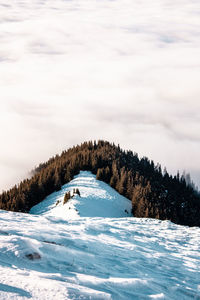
[0,0,200,190]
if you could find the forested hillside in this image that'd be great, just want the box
[0,141,199,226]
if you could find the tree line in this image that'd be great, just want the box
[0,140,199,226]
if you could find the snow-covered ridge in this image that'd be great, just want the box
[30,171,132,218]
[0,171,200,299]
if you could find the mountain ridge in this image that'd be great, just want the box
[0,140,199,227]
[30,171,132,218]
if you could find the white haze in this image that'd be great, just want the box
[0,0,200,191]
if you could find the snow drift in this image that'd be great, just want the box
[0,172,200,299]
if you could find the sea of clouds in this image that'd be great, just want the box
[0,0,200,190]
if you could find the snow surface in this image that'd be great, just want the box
[0,171,200,299]
[30,171,132,218]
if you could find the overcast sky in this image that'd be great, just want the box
[0,0,200,191]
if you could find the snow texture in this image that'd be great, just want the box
[0,171,200,299]
[30,171,132,218]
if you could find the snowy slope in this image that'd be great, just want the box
[0,172,200,299]
[30,171,132,218]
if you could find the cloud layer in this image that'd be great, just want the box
[0,0,200,190]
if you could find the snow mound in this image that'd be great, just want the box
[0,210,200,299]
[30,171,132,219]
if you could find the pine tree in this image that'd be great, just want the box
[63,191,71,204]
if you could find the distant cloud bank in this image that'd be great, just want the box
[0,0,200,190]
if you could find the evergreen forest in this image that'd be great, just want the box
[0,141,199,227]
